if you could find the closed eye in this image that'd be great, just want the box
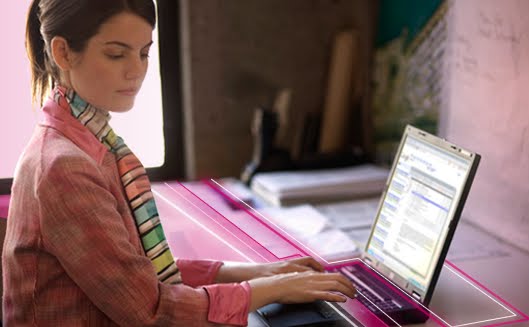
[106,54,125,60]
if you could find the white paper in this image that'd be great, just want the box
[315,198,380,229]
[346,228,373,249]
[257,205,329,238]
[303,229,358,257]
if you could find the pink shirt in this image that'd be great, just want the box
[2,98,251,326]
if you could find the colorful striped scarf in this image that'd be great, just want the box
[52,86,181,284]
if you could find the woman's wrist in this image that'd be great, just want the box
[214,262,262,283]
[247,276,282,312]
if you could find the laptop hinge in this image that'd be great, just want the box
[411,291,422,301]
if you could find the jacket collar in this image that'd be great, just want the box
[39,97,108,165]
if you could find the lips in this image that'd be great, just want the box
[117,88,138,96]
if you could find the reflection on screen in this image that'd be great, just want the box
[367,135,471,291]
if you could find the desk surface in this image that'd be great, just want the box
[153,183,529,326]
[450,248,529,327]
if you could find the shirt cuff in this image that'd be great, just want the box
[176,259,223,287]
[204,281,251,326]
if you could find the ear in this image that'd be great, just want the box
[50,36,75,71]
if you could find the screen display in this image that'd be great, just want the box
[367,135,471,291]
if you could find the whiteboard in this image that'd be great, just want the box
[442,0,529,252]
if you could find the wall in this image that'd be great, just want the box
[180,0,378,179]
[442,0,529,252]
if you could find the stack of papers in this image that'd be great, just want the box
[250,164,389,206]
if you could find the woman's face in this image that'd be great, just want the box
[66,12,153,112]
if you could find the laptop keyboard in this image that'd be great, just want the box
[330,264,408,315]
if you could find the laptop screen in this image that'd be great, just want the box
[365,125,479,302]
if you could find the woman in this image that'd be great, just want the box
[2,0,356,326]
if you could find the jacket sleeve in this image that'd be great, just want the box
[177,259,223,287]
[178,259,252,325]
[37,153,251,326]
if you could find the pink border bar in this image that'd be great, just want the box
[179,181,306,261]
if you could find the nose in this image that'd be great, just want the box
[124,56,146,80]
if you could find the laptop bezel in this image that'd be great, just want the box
[361,124,481,305]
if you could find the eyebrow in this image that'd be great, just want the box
[104,40,153,49]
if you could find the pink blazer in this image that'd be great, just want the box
[2,98,250,326]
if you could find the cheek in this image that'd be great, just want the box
[70,60,128,109]
[90,62,122,87]
[70,62,111,93]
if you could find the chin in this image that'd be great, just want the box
[110,101,135,113]
[116,105,134,113]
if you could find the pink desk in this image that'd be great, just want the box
[152,179,364,265]
[152,180,316,263]
[152,180,529,327]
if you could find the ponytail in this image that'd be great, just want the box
[26,0,52,106]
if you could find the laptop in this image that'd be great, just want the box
[258,125,481,326]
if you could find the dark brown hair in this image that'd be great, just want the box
[26,0,156,105]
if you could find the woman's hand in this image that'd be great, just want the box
[257,257,325,276]
[214,257,325,283]
[248,270,356,312]
[215,257,356,312]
